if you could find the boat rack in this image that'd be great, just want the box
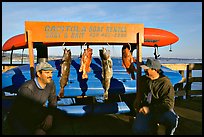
[24,22,144,116]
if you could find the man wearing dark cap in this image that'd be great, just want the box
[132,58,179,135]
[8,62,57,135]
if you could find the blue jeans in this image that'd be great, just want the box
[132,109,179,135]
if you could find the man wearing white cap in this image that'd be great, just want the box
[132,58,179,135]
[8,62,57,135]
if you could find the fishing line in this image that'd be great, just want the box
[107,43,113,58]
[61,42,66,50]
[79,43,87,58]
[128,43,131,52]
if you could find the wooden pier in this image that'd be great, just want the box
[162,63,202,98]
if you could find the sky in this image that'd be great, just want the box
[2,2,202,59]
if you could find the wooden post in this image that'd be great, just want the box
[136,32,142,94]
[26,30,35,79]
[21,48,24,64]
[178,70,185,92]
[10,49,13,65]
[186,64,192,99]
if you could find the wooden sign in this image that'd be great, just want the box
[25,21,144,43]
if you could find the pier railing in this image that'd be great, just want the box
[162,63,202,99]
[2,64,29,72]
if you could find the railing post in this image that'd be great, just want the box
[186,64,192,99]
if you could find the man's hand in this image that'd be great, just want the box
[41,114,53,131]
[139,106,150,115]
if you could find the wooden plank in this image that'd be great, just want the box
[188,63,202,70]
[2,64,29,66]
[162,63,202,71]
[162,64,187,70]
[189,77,202,83]
[174,106,202,122]
[188,90,202,95]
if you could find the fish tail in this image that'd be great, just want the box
[58,88,64,98]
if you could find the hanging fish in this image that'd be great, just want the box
[122,45,137,80]
[58,48,71,98]
[79,47,93,79]
[99,47,113,100]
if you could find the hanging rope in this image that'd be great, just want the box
[83,42,87,51]
[107,43,113,57]
[128,43,131,52]
[80,45,83,58]
[62,42,66,46]
[79,42,87,58]
[61,42,66,50]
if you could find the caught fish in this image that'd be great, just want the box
[79,47,93,79]
[99,47,113,100]
[122,45,137,80]
[58,48,71,98]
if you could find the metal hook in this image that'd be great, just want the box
[61,42,66,50]
[128,43,131,51]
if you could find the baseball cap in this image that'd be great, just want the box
[36,62,55,72]
[140,58,161,70]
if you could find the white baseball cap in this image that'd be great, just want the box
[36,62,55,72]
[141,58,161,70]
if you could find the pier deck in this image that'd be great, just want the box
[49,96,202,135]
[36,97,204,135]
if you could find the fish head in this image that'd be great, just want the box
[122,48,131,58]
[62,48,71,61]
[99,48,110,60]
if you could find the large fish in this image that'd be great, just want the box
[58,48,71,98]
[99,47,113,100]
[122,45,137,80]
[79,47,93,79]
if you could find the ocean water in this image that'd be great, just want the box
[2,58,202,91]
